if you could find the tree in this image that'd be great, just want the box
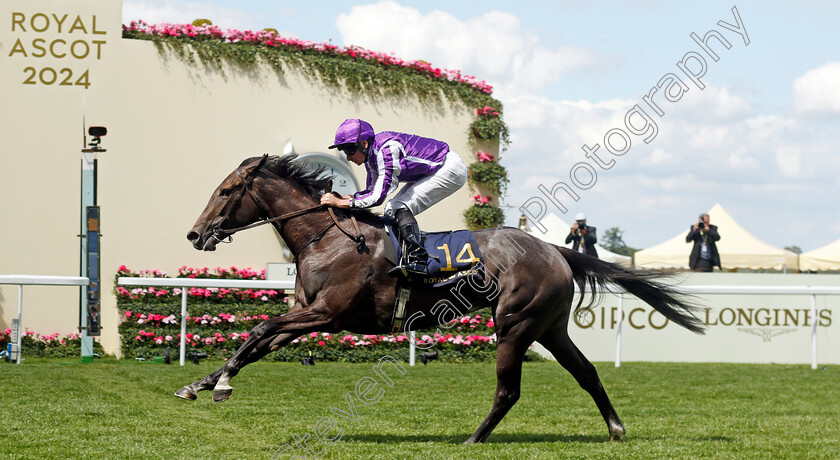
[602,226,638,258]
[602,227,627,252]
[784,245,802,254]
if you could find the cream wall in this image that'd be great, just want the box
[0,0,484,356]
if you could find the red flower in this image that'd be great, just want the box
[318,340,325,346]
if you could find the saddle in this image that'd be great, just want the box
[381,219,485,333]
[382,219,485,288]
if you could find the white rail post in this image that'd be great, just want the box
[615,293,623,368]
[409,331,416,367]
[810,293,817,370]
[16,285,23,364]
[180,287,188,366]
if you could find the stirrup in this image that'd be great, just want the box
[389,245,428,277]
[389,262,428,277]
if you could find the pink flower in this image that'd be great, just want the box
[475,151,494,162]
[318,340,325,346]
[472,194,492,206]
[123,22,494,95]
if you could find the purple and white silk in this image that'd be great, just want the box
[350,131,465,214]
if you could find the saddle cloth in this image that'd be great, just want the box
[384,221,484,287]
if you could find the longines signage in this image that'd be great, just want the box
[6,11,108,89]
[574,306,832,330]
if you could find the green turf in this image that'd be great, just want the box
[1,359,838,459]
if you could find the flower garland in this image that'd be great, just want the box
[463,197,505,230]
[123,20,494,94]
[464,151,508,229]
[122,20,513,230]
[470,106,510,149]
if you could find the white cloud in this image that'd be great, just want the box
[334,1,594,96]
[794,62,840,117]
[727,147,757,170]
[667,84,753,121]
[775,147,802,176]
[648,148,673,164]
[123,0,257,31]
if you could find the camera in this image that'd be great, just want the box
[420,351,438,365]
[189,351,208,365]
[576,221,586,231]
[86,126,107,151]
[88,126,107,137]
[698,221,705,229]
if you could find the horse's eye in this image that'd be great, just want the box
[220,188,232,197]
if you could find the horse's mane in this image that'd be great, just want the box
[248,154,380,223]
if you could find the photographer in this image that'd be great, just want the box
[686,213,721,272]
[565,212,599,258]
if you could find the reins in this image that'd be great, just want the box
[211,155,365,251]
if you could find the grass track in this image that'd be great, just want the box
[1,359,838,459]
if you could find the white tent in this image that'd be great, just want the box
[800,239,840,271]
[524,213,633,267]
[634,203,799,271]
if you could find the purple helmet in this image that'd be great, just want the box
[328,118,375,149]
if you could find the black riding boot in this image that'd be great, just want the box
[394,208,429,276]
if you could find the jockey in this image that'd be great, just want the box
[321,118,467,276]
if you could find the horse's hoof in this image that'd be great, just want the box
[213,388,233,403]
[174,386,197,401]
[608,423,626,441]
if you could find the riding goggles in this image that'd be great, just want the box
[338,143,358,157]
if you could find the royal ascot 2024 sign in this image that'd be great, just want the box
[7,12,107,89]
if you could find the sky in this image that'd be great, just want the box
[123,0,840,251]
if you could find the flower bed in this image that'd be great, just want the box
[116,266,523,363]
[0,329,106,359]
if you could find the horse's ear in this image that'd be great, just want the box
[255,154,269,171]
[324,179,333,194]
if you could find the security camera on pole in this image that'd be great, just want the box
[80,125,106,362]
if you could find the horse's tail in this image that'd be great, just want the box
[556,246,706,334]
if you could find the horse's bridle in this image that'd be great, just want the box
[210,155,365,252]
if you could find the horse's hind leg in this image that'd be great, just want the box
[537,326,625,441]
[465,338,529,444]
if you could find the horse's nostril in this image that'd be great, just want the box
[187,231,200,242]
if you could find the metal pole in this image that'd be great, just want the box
[16,285,23,364]
[180,287,188,366]
[80,152,95,361]
[615,293,623,368]
[409,331,416,367]
[811,293,817,370]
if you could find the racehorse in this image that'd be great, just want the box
[181,154,705,443]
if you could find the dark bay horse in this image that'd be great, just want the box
[182,154,705,443]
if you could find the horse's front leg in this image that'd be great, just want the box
[174,330,297,401]
[211,303,334,402]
